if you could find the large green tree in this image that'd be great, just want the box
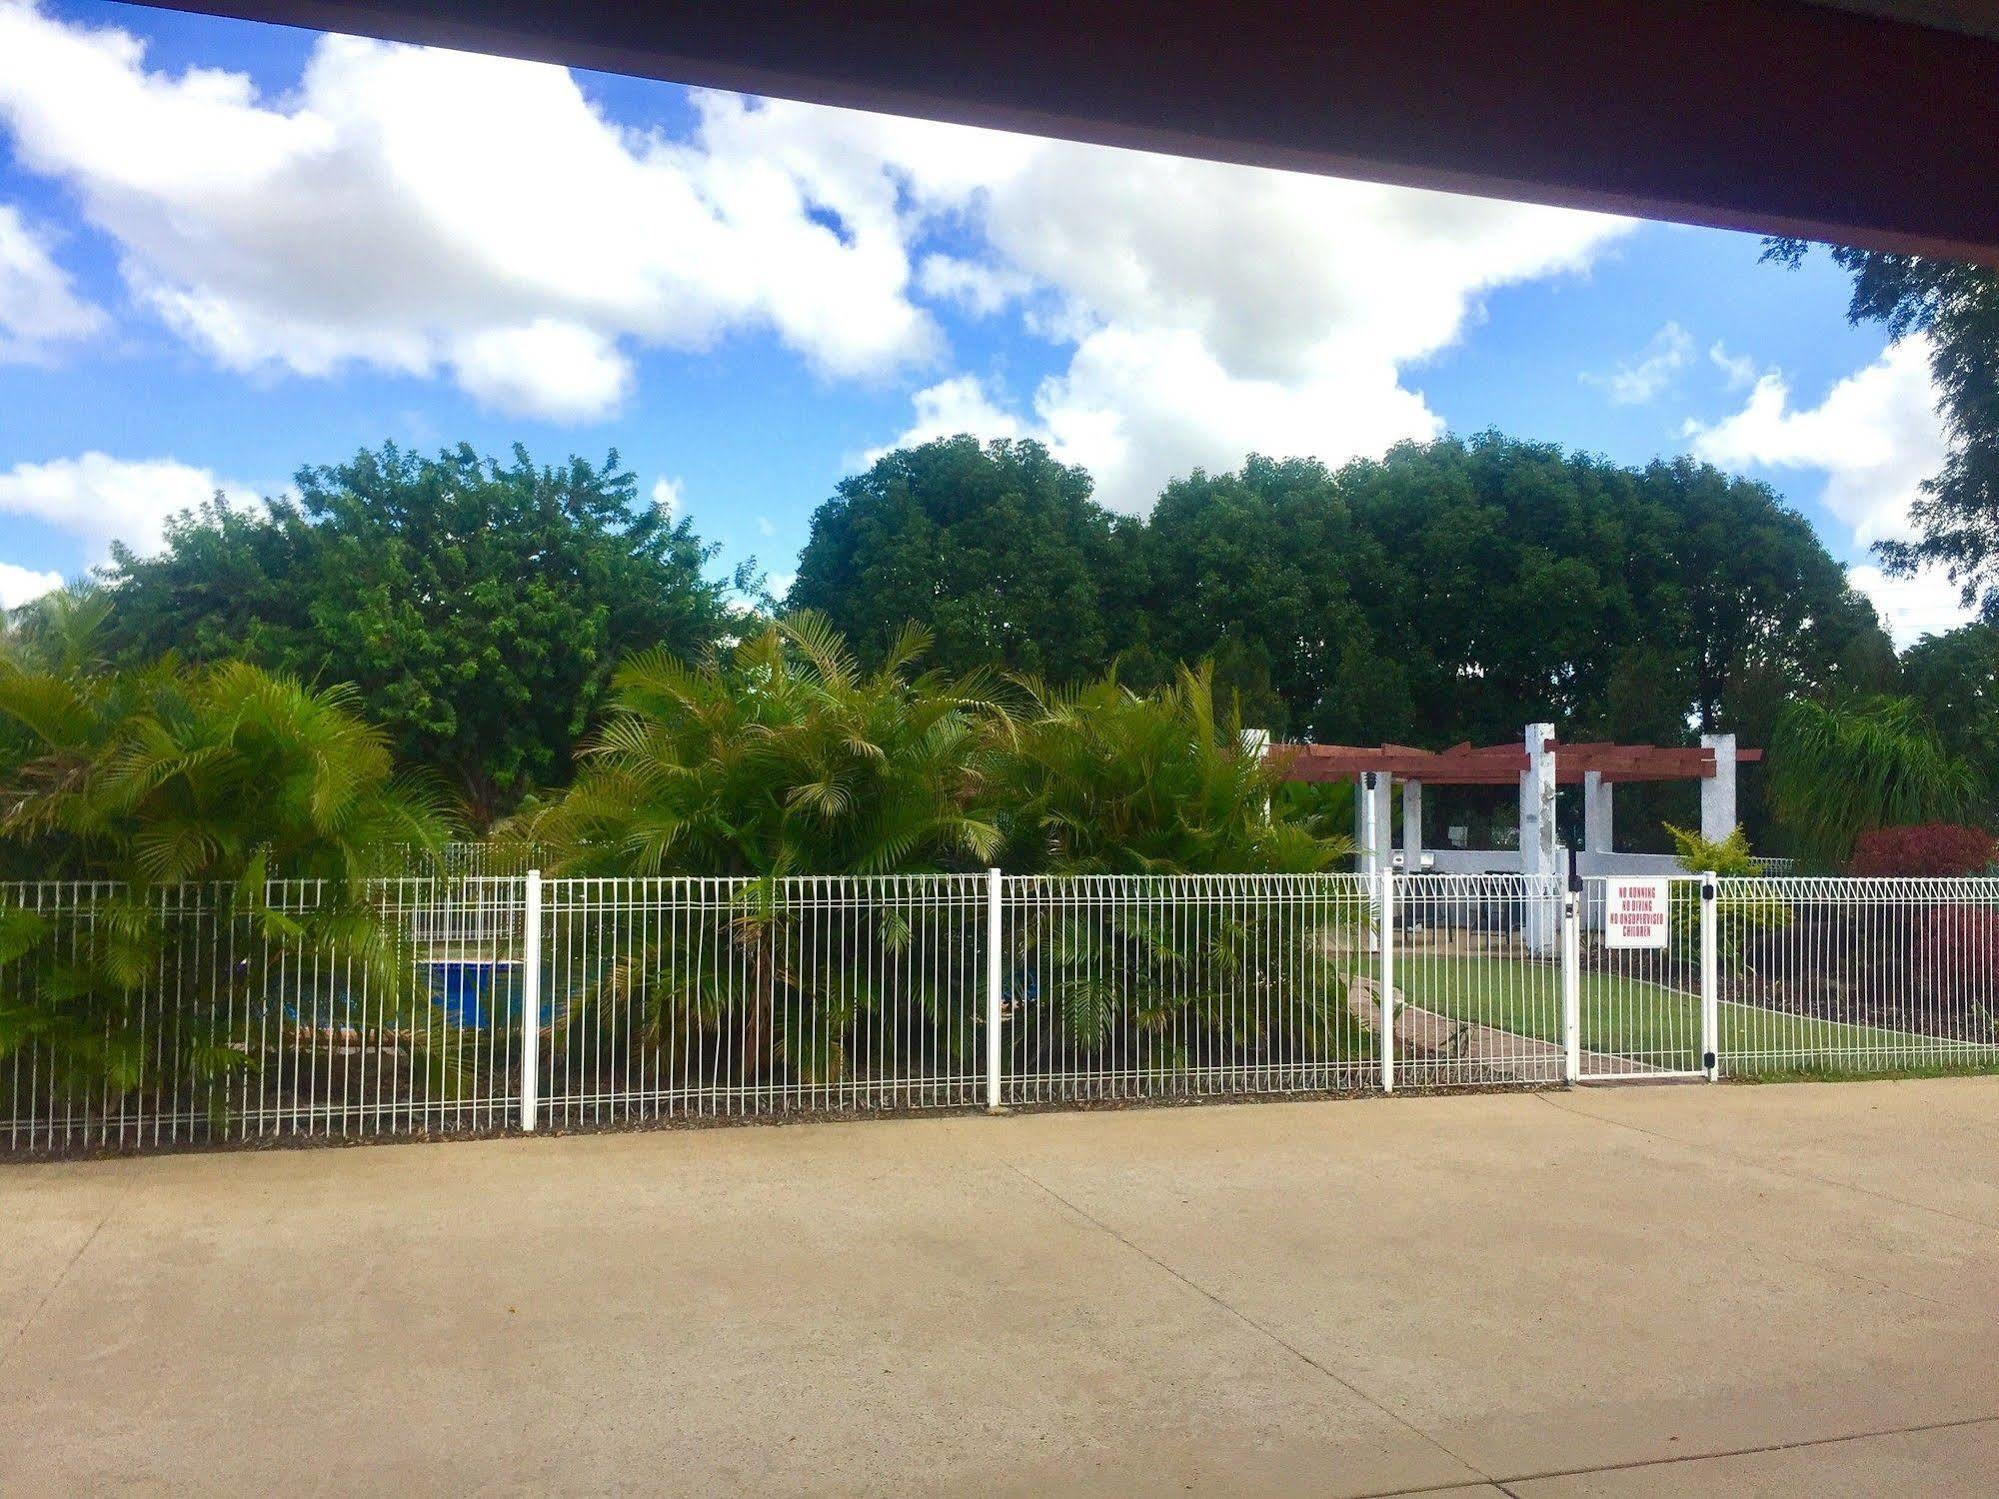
[1134,435,1891,750]
[1766,241,1999,615]
[1903,621,1999,792]
[1132,455,1390,738]
[98,443,741,822]
[801,432,1893,827]
[786,436,1142,683]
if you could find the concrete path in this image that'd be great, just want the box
[1348,977,1663,1080]
[6,1079,1999,1496]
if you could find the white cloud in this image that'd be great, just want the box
[1847,562,1971,648]
[1036,326,1435,513]
[1708,340,1759,390]
[850,121,1628,508]
[765,570,796,598]
[650,475,682,517]
[755,515,776,538]
[0,560,62,607]
[1684,337,1968,646]
[872,374,1024,460]
[0,201,103,360]
[450,320,631,422]
[0,2,1630,487]
[1685,337,1946,550]
[916,254,1032,318]
[1583,321,1692,405]
[0,4,940,420]
[0,452,252,559]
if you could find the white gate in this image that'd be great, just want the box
[1569,873,1714,1082]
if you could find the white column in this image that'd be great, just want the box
[1370,772,1394,876]
[1355,771,1393,876]
[1583,770,1614,860]
[1519,723,1558,881]
[1401,779,1423,868]
[1240,728,1272,822]
[1700,733,1737,843]
[1520,723,1559,954]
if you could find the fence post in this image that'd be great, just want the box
[1379,867,1395,1093]
[519,869,541,1133]
[1562,887,1581,1084]
[985,866,1004,1112]
[1699,869,1719,1082]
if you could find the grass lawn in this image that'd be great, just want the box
[1390,952,1999,1077]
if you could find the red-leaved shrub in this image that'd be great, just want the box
[1907,906,1999,1025]
[1847,823,1996,878]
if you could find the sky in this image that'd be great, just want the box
[0,0,1972,644]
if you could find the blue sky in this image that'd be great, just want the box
[0,0,1964,642]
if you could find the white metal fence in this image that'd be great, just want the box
[1714,876,1999,1077]
[5,870,1999,1155]
[1000,875,1377,1106]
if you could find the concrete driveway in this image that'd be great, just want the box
[6,1078,1999,1496]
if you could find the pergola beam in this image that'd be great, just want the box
[1267,739,1761,786]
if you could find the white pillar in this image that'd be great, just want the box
[1700,733,1737,844]
[1355,771,1394,876]
[1583,770,1614,859]
[1520,723,1559,955]
[1519,723,1558,881]
[1241,728,1271,822]
[1400,779,1423,867]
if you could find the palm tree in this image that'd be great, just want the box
[0,645,452,1116]
[1769,695,1977,867]
[998,661,1345,875]
[515,612,1011,1092]
[994,663,1360,1082]
[522,611,1007,878]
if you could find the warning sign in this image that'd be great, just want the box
[1605,878,1670,949]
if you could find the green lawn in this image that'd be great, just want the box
[1389,952,1999,1077]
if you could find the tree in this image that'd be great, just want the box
[0,646,450,1108]
[1134,455,1387,739]
[518,612,1006,878]
[1132,436,1890,782]
[99,443,742,823]
[1768,695,1976,867]
[1765,242,1999,615]
[787,436,1142,684]
[996,662,1350,875]
[1902,621,1999,794]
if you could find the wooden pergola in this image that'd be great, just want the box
[1268,738,1763,786]
[1261,726,1763,887]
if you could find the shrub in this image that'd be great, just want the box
[514,613,1012,1089]
[1665,822,1788,968]
[1769,695,1975,866]
[1907,905,1999,1021]
[994,664,1358,1079]
[0,648,452,1115]
[518,611,1006,878]
[1846,823,1996,877]
[997,662,1349,875]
